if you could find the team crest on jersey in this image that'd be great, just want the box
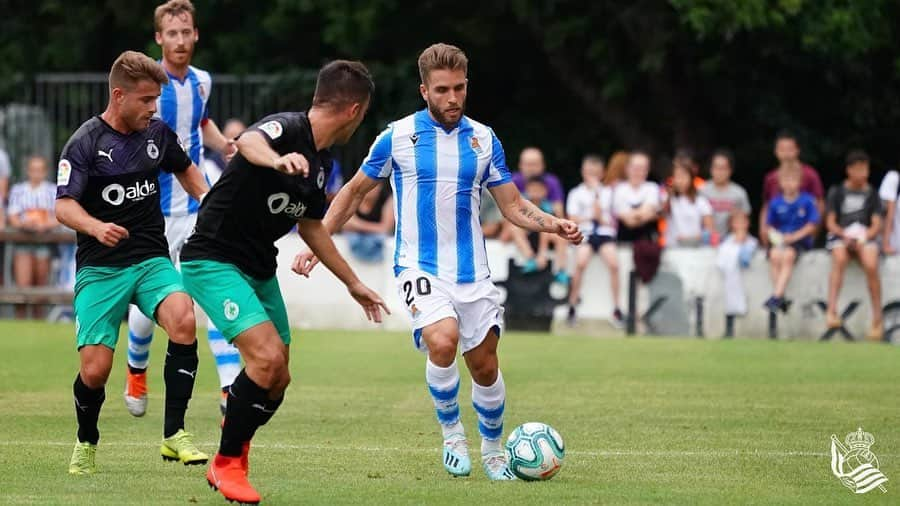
[146,140,159,160]
[197,83,206,100]
[317,168,325,189]
[57,159,72,186]
[470,136,483,154]
[259,120,283,140]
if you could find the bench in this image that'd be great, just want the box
[0,229,76,319]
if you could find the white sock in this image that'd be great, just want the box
[126,305,155,370]
[425,359,464,439]
[207,318,242,389]
[472,370,505,456]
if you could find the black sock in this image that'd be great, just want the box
[163,340,198,438]
[725,315,735,337]
[128,365,147,375]
[221,370,276,457]
[73,374,105,444]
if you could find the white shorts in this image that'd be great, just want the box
[164,214,198,267]
[396,268,505,354]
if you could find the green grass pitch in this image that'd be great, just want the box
[1,320,898,505]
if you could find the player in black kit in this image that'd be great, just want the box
[180,60,389,505]
[57,51,210,475]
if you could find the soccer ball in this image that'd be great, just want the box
[504,422,565,481]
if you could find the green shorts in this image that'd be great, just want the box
[180,259,290,344]
[74,256,184,350]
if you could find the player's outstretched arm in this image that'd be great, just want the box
[292,171,382,277]
[490,182,583,245]
[201,119,237,160]
[235,131,309,176]
[296,218,390,322]
[56,197,129,247]
[174,163,210,201]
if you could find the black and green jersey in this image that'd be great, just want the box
[57,116,191,270]
[181,112,331,279]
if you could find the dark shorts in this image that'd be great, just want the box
[587,234,616,253]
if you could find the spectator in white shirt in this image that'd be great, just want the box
[878,169,900,254]
[664,160,715,247]
[613,152,661,243]
[7,155,58,317]
[565,155,623,327]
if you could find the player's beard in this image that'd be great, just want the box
[427,100,464,130]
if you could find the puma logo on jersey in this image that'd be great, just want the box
[267,192,308,218]
[98,149,114,163]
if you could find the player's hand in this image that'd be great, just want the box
[273,152,309,177]
[93,222,129,247]
[555,219,583,245]
[291,249,320,277]
[224,140,238,162]
[347,281,391,323]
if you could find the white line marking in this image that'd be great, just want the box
[0,440,864,458]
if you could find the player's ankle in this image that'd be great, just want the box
[481,438,502,456]
[441,421,465,439]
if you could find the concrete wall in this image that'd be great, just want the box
[274,234,899,339]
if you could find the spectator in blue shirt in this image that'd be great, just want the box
[762,170,820,313]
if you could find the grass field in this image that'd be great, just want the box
[1,320,899,505]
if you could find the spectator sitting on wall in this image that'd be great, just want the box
[825,150,884,341]
[341,181,394,263]
[700,148,752,239]
[877,168,900,255]
[759,130,825,247]
[762,169,820,314]
[202,117,246,187]
[509,176,571,285]
[565,154,623,328]
[7,155,58,318]
[480,187,503,239]
[659,149,705,247]
[614,151,663,284]
[511,146,566,217]
[716,211,758,338]
[0,144,10,229]
[603,150,629,187]
[664,158,716,247]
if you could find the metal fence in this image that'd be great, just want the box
[0,73,293,179]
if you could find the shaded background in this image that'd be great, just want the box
[2,0,900,213]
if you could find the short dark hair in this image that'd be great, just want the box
[312,60,374,109]
[582,154,605,167]
[711,148,735,170]
[775,129,798,145]
[846,149,870,166]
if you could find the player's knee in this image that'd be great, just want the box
[80,362,111,388]
[429,338,457,365]
[252,346,288,389]
[168,306,197,344]
[468,357,498,386]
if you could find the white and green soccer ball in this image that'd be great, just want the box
[504,422,565,481]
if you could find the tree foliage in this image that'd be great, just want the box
[3,0,900,195]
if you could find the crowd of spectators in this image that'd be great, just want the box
[2,127,897,340]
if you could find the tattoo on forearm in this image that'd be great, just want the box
[518,206,546,228]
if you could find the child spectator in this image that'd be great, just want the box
[759,130,825,246]
[715,211,758,337]
[602,150,629,186]
[565,155,623,327]
[7,155,58,318]
[341,181,394,263]
[700,149,752,238]
[825,150,884,340]
[877,169,900,254]
[512,176,570,285]
[665,159,715,247]
[614,151,663,283]
[762,170,820,313]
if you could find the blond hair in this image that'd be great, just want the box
[603,150,629,185]
[417,43,468,84]
[154,0,196,32]
[109,51,168,91]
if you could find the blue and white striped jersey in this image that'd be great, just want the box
[361,109,512,284]
[156,65,211,217]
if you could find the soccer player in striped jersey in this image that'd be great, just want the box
[294,43,583,480]
[124,0,242,417]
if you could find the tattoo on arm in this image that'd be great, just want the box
[518,205,546,228]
